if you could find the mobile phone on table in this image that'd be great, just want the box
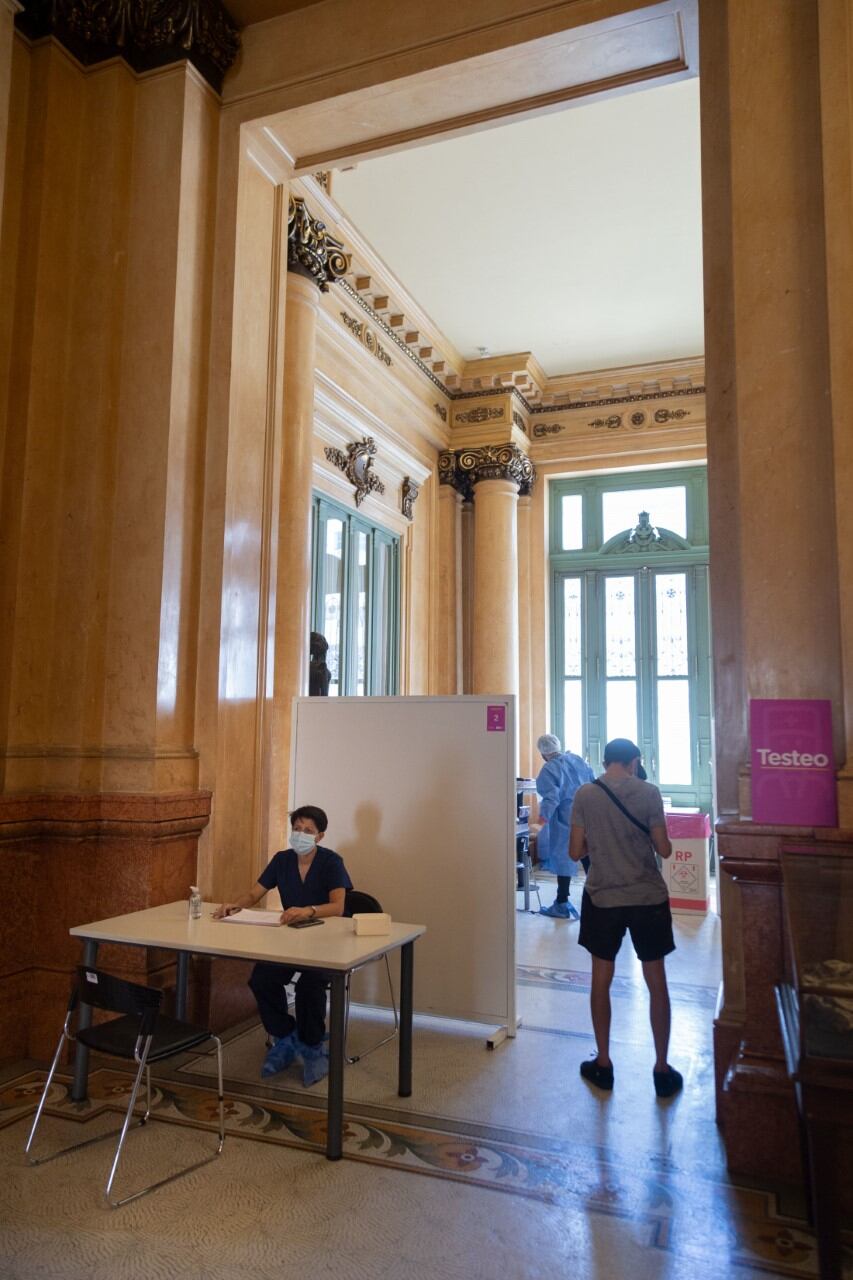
[288,918,324,928]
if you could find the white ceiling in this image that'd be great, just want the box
[332,78,704,378]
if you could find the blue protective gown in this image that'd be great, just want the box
[536,751,596,876]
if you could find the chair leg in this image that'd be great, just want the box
[25,1028,148,1169]
[344,956,400,1065]
[105,1037,226,1209]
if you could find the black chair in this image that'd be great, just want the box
[343,889,399,1065]
[25,967,225,1207]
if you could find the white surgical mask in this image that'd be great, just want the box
[290,830,316,856]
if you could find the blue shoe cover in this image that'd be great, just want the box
[261,1030,298,1078]
[298,1038,330,1087]
[540,902,578,920]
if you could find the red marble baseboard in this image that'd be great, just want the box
[0,790,211,1062]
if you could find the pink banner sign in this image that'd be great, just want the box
[749,699,837,827]
[486,705,506,733]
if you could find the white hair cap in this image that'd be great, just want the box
[537,734,562,757]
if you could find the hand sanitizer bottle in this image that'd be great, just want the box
[189,886,203,920]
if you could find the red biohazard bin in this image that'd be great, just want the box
[663,812,712,915]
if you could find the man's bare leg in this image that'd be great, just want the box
[642,958,671,1071]
[590,957,615,1066]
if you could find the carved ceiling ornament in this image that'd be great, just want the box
[439,445,535,498]
[401,477,420,521]
[324,438,386,507]
[16,0,239,90]
[455,406,504,424]
[288,196,349,293]
[602,510,689,555]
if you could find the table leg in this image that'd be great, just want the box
[175,951,190,1020]
[398,941,413,1098]
[70,939,98,1101]
[326,972,346,1161]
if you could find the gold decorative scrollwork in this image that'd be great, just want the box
[588,415,622,430]
[455,406,504,424]
[654,408,691,423]
[288,196,349,293]
[16,0,240,89]
[440,444,535,496]
[340,312,392,366]
[402,477,420,521]
[532,422,565,438]
[324,438,386,507]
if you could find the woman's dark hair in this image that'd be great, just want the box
[310,631,329,658]
[602,738,642,767]
[289,805,328,834]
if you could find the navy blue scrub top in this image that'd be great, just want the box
[257,846,352,909]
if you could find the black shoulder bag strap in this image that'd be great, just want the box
[593,778,651,836]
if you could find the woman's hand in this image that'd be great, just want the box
[213,902,240,919]
[280,906,314,925]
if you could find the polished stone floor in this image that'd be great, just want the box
[0,876,843,1280]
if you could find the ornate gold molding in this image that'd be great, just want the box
[16,0,239,91]
[325,438,385,507]
[401,477,419,521]
[288,196,349,293]
[454,406,504,425]
[438,445,535,498]
[532,422,565,438]
[340,311,392,366]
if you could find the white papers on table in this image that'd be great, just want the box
[216,909,282,926]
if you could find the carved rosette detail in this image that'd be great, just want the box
[288,196,349,293]
[401,477,420,521]
[324,438,386,507]
[16,0,239,90]
[438,445,535,498]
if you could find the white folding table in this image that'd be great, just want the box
[69,902,425,1160]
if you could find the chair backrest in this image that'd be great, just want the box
[76,967,162,1036]
[344,889,383,917]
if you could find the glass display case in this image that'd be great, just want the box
[776,844,853,1280]
[780,846,853,1064]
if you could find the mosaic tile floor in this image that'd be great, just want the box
[1,884,850,1279]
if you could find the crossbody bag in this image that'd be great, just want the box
[592,778,651,836]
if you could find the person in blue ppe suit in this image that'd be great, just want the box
[536,734,595,919]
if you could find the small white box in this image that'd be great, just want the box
[352,912,391,936]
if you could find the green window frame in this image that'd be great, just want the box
[311,493,401,696]
[549,466,712,812]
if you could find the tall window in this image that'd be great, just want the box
[311,494,400,696]
[550,467,712,813]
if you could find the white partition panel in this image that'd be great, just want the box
[290,696,516,1029]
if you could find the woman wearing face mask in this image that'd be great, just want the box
[213,804,352,1085]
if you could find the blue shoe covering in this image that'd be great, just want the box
[540,901,578,920]
[260,1029,299,1078]
[297,1037,330,1087]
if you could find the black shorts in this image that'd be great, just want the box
[578,891,675,962]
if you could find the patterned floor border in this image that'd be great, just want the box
[1,1066,839,1279]
[516,964,720,1009]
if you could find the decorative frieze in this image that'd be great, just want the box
[654,408,692,423]
[439,445,535,498]
[401,477,420,521]
[454,406,504,424]
[433,403,448,423]
[325,438,386,507]
[340,312,392,366]
[16,0,239,91]
[512,410,527,435]
[288,196,349,293]
[589,414,623,430]
[532,422,565,439]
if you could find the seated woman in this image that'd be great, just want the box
[214,804,352,1085]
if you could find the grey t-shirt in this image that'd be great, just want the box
[571,776,668,908]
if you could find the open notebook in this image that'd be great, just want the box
[216,908,282,926]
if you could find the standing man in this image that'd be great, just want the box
[535,733,595,919]
[569,738,683,1098]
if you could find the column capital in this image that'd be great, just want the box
[15,0,239,91]
[287,195,349,293]
[438,444,535,498]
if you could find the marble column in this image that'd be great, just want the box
[435,480,462,694]
[516,492,534,777]
[701,0,847,1182]
[818,0,853,825]
[265,197,348,846]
